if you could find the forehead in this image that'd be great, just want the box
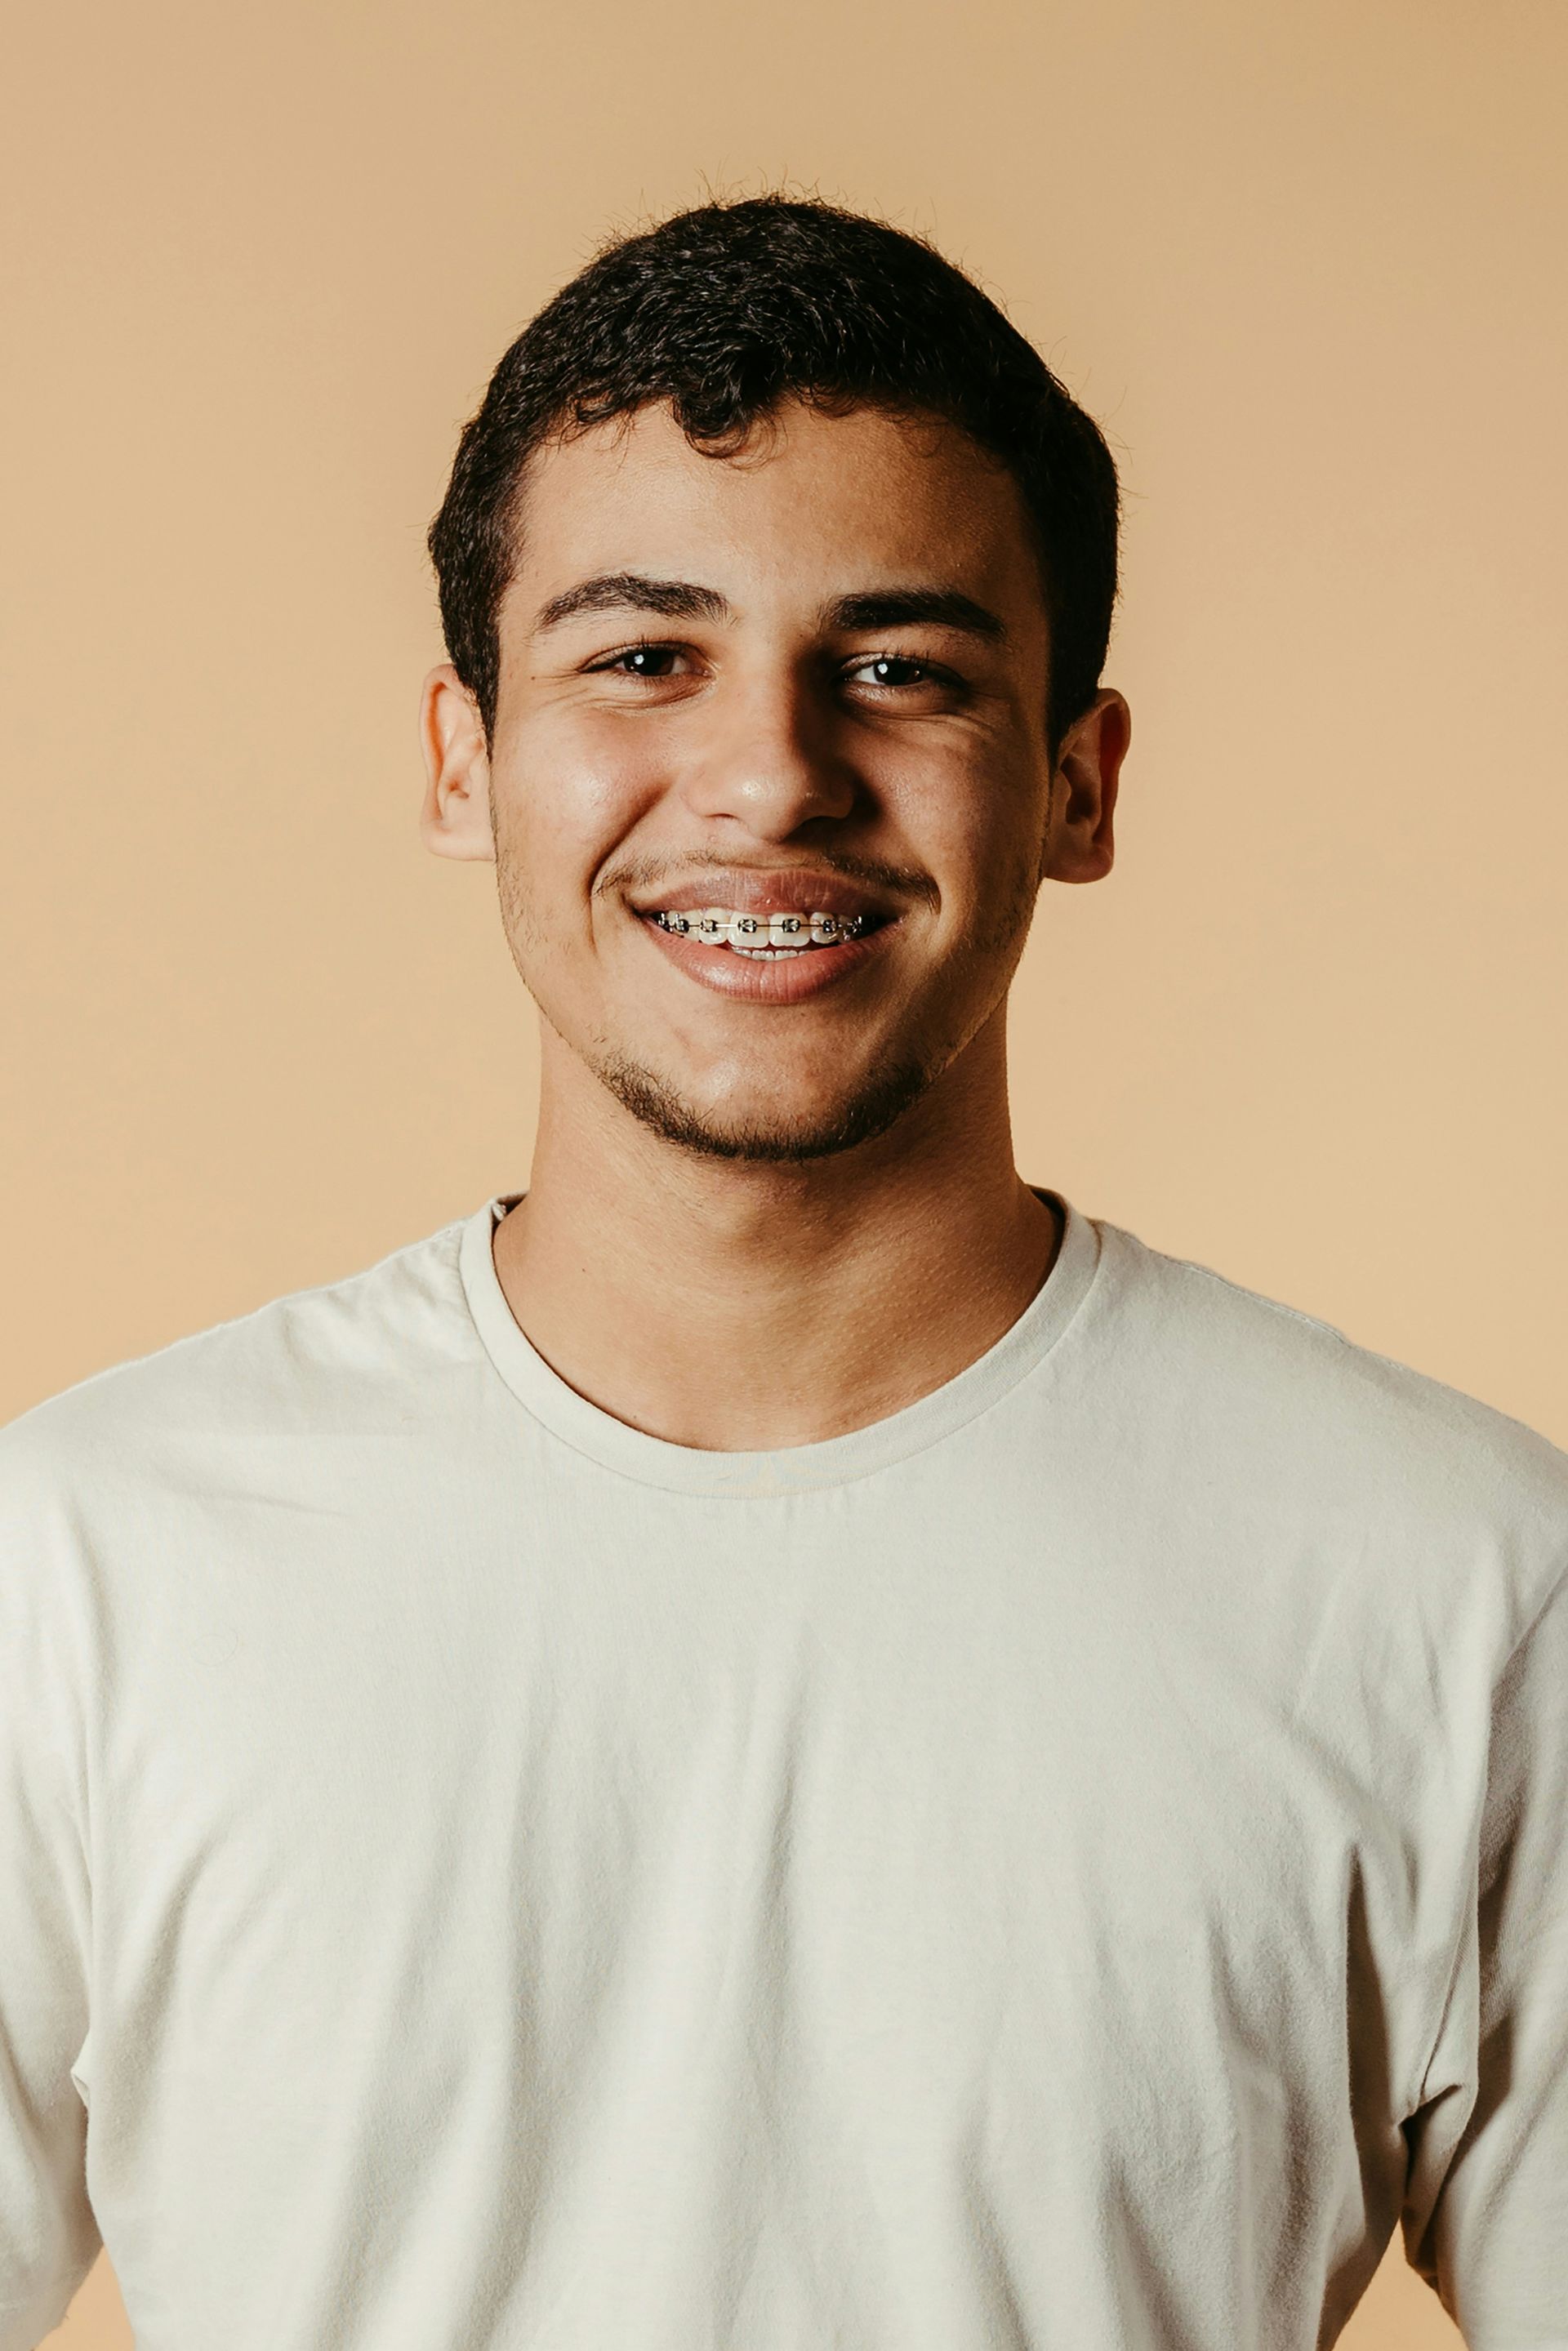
[504,398,1045,621]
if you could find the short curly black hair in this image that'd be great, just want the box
[428,194,1120,755]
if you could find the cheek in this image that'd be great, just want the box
[885,761,1044,936]
[496,710,668,897]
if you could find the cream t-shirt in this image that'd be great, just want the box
[2,1192,1566,2351]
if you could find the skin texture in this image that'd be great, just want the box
[420,397,1130,1449]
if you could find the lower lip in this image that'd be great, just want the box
[636,915,896,1002]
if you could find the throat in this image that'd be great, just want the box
[488,1158,1062,1454]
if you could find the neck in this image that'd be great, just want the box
[492,1009,1060,1450]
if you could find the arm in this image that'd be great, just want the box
[1401,1560,1568,2349]
[0,1482,101,2349]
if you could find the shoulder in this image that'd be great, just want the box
[0,1209,477,1530]
[1088,1218,1568,1623]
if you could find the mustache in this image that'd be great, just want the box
[595,850,940,911]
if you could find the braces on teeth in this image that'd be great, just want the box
[653,909,874,956]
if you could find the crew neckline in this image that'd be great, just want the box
[457,1187,1102,1497]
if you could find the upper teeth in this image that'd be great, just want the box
[653,908,871,948]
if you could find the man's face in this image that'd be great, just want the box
[425,396,1121,1160]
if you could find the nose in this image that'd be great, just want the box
[676,669,860,840]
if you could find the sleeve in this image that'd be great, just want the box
[1400,1559,1568,2350]
[0,1476,102,2349]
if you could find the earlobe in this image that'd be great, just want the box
[418,664,497,862]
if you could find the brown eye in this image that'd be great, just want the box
[587,642,691,679]
[847,655,935,688]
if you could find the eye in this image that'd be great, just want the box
[844,653,949,691]
[585,641,692,679]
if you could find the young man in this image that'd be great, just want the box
[2,198,1564,2351]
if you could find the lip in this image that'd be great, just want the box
[628,870,896,924]
[635,906,899,1004]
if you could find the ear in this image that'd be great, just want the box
[1040,688,1130,885]
[418,665,496,862]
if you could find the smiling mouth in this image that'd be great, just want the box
[648,906,882,960]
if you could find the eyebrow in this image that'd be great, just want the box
[533,572,1009,644]
[535,573,732,631]
[822,589,1008,643]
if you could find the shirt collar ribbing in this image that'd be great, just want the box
[457,1187,1102,1497]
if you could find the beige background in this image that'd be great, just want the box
[4,0,1563,2342]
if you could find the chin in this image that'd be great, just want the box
[596,1049,936,1163]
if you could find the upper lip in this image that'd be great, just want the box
[629,870,898,924]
